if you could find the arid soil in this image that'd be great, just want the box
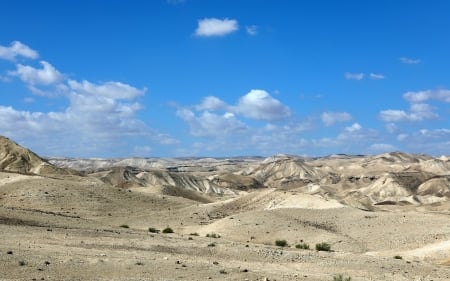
[1,136,450,280]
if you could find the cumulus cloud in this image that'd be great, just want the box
[9,61,63,85]
[403,89,450,103]
[0,79,176,156]
[176,109,247,137]
[344,123,362,133]
[397,129,450,154]
[311,123,381,155]
[321,111,352,126]
[246,25,258,35]
[0,41,39,61]
[68,79,146,100]
[195,18,238,37]
[235,89,291,121]
[380,103,437,122]
[344,72,364,80]
[368,143,397,153]
[195,96,228,111]
[399,57,421,64]
[0,41,176,156]
[369,73,385,80]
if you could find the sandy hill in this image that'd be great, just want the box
[0,136,73,176]
[47,149,450,208]
[1,137,450,280]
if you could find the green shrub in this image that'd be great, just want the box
[315,242,331,251]
[119,224,129,229]
[333,274,351,281]
[162,227,174,233]
[296,243,310,250]
[148,227,159,233]
[394,255,403,259]
[275,239,288,247]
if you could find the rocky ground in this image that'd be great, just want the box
[1,135,450,280]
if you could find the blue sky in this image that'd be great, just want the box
[0,0,449,157]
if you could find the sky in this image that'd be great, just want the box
[0,0,449,158]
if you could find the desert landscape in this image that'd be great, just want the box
[1,135,450,280]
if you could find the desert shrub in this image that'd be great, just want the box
[162,227,174,233]
[189,232,199,236]
[148,227,159,233]
[315,242,331,251]
[206,233,221,238]
[333,274,351,281]
[296,243,310,250]
[394,255,403,259]
[119,224,129,229]
[208,242,216,247]
[18,260,26,266]
[275,239,288,247]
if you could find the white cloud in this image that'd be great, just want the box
[397,134,408,141]
[195,18,238,37]
[396,129,450,155]
[399,57,421,64]
[176,109,247,137]
[0,76,175,156]
[385,123,398,133]
[344,72,364,80]
[368,143,397,153]
[403,89,450,103]
[10,61,63,85]
[235,89,291,121]
[132,145,152,156]
[195,96,228,111]
[321,111,352,126]
[0,75,11,82]
[68,79,146,100]
[379,103,437,122]
[311,123,381,154]
[0,41,39,61]
[369,73,385,80]
[344,123,362,133]
[246,25,258,35]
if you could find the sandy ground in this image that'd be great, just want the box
[1,172,450,281]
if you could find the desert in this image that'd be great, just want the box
[1,135,449,280]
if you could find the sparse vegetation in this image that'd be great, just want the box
[18,260,26,266]
[189,232,199,236]
[333,274,351,281]
[206,233,221,238]
[208,242,216,247]
[119,224,129,229]
[275,239,288,247]
[162,227,174,233]
[135,261,144,266]
[394,255,403,259]
[296,243,310,249]
[148,227,159,233]
[315,242,331,251]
